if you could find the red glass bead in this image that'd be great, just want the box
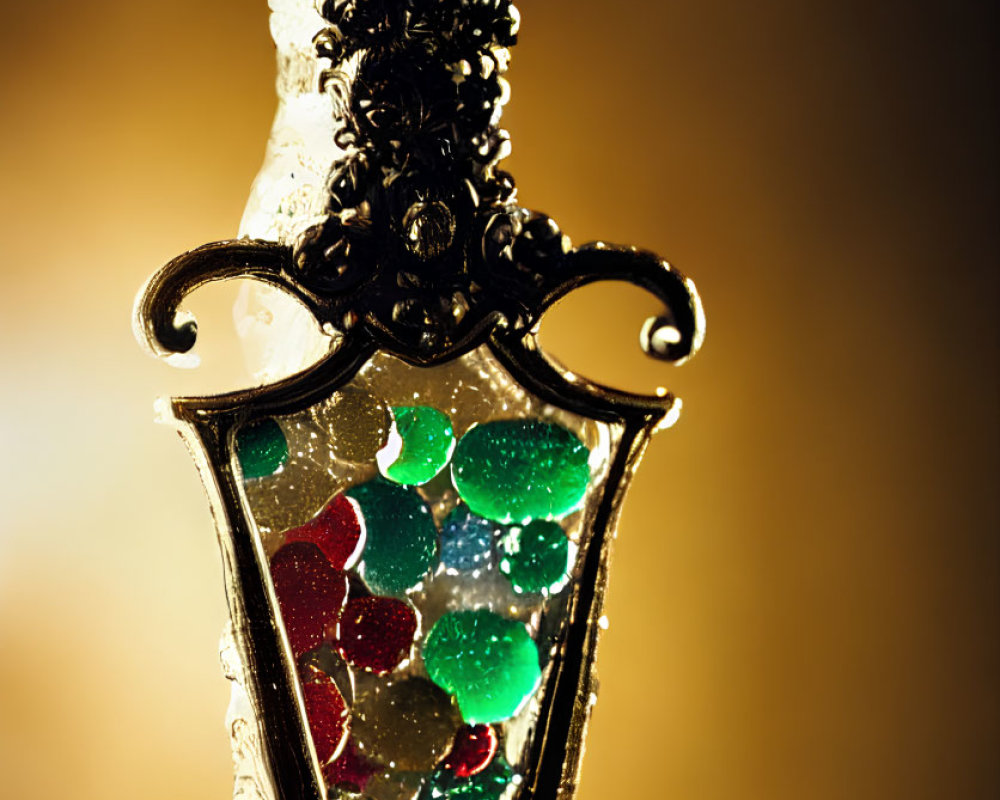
[270,542,348,657]
[301,673,349,766]
[444,724,499,777]
[283,494,366,570]
[322,737,378,794]
[334,596,418,675]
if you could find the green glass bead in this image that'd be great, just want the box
[235,418,288,479]
[499,520,570,594]
[423,609,541,724]
[451,419,591,523]
[381,406,455,486]
[346,480,438,595]
[420,755,515,800]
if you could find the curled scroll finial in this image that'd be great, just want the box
[133,240,301,360]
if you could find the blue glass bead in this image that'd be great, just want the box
[440,505,500,572]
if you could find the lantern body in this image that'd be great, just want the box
[134,2,704,798]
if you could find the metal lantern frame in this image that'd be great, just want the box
[134,1,704,797]
[135,238,702,799]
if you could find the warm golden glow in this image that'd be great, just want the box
[0,2,996,799]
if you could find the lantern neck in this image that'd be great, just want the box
[240,0,520,248]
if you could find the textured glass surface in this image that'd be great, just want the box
[233,345,619,799]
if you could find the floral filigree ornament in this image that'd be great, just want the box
[135,2,704,800]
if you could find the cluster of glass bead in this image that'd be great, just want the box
[234,376,595,799]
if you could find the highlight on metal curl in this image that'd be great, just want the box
[132,239,301,361]
[536,242,706,368]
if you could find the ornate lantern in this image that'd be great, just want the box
[134,2,704,799]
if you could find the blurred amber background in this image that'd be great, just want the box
[0,1,996,798]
